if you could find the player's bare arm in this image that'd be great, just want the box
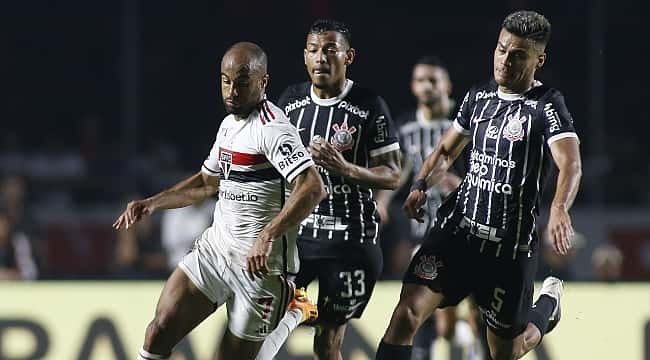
[112,171,219,230]
[403,128,469,222]
[547,137,582,255]
[247,166,325,276]
[309,137,401,190]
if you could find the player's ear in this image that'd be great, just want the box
[537,52,546,69]
[345,47,356,66]
[261,73,270,89]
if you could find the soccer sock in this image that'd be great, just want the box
[411,316,436,360]
[256,308,303,360]
[528,294,557,334]
[137,347,170,360]
[375,340,412,360]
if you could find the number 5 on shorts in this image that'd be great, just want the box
[491,287,506,313]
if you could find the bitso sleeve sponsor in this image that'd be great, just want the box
[262,120,315,184]
[543,91,579,146]
[366,96,400,157]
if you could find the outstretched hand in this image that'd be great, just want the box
[403,190,427,223]
[112,199,155,230]
[247,230,273,278]
[547,205,574,255]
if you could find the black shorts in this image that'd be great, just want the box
[294,246,383,325]
[403,224,537,339]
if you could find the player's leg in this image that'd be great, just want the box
[435,306,458,341]
[215,328,264,360]
[410,314,436,360]
[376,283,443,359]
[377,226,471,360]
[255,282,318,360]
[138,267,216,359]
[255,261,319,360]
[312,251,382,360]
[487,276,563,359]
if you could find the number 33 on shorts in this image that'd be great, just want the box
[339,270,366,298]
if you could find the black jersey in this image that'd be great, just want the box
[436,80,578,253]
[277,80,400,249]
[396,110,454,237]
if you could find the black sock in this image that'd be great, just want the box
[529,294,557,334]
[376,340,412,360]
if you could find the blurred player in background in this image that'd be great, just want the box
[113,42,325,360]
[381,55,482,360]
[257,19,401,360]
[376,10,582,360]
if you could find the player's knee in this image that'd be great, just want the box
[146,308,177,343]
[394,302,427,337]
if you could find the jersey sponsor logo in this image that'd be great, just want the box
[524,99,538,109]
[466,173,513,195]
[219,151,232,179]
[284,96,310,114]
[331,118,357,151]
[478,306,512,329]
[475,90,497,101]
[277,143,306,171]
[413,255,444,280]
[544,102,561,133]
[219,189,259,202]
[325,183,353,194]
[470,150,516,169]
[486,125,500,139]
[373,115,387,143]
[301,214,349,231]
[503,113,529,142]
[338,101,369,119]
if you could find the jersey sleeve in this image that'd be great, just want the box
[201,132,221,177]
[452,90,472,136]
[542,91,579,146]
[366,96,400,157]
[261,119,315,183]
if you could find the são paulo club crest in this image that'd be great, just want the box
[330,118,357,151]
[502,113,530,142]
[219,150,232,179]
[413,255,444,280]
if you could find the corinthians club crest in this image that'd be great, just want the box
[502,113,530,142]
[330,118,357,151]
[413,255,444,280]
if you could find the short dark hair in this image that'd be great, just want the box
[414,55,446,69]
[502,10,551,45]
[309,19,352,46]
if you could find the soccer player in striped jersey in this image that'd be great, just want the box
[257,20,401,360]
[113,42,325,360]
[376,11,582,360]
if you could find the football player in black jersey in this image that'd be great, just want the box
[376,11,582,360]
[257,19,401,360]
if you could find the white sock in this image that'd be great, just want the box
[256,308,303,360]
[137,347,170,360]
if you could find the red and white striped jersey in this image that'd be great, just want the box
[201,100,314,274]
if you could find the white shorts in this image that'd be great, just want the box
[178,228,292,341]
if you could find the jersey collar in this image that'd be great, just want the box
[310,79,354,106]
[497,80,543,101]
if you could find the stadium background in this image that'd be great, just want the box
[1,0,649,359]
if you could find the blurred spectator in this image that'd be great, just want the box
[113,205,168,279]
[0,211,38,280]
[161,199,215,271]
[591,243,623,281]
[1,174,28,228]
